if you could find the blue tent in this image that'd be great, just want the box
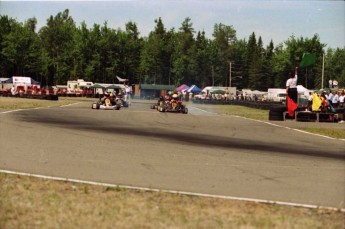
[186,85,202,93]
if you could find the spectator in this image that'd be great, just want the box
[326,89,333,106]
[332,79,338,90]
[308,92,313,111]
[338,91,344,108]
[331,90,339,108]
[11,85,16,95]
[328,79,333,88]
[124,84,132,105]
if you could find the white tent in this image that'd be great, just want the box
[297,85,312,97]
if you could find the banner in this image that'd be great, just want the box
[13,76,31,84]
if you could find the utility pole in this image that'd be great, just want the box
[321,53,325,89]
[212,65,214,86]
[229,62,231,88]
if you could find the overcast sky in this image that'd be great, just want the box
[1,0,344,49]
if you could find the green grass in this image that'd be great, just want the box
[188,103,269,120]
[300,128,345,139]
[1,173,344,229]
[0,96,95,109]
[190,103,345,139]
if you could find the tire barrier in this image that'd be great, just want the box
[0,94,59,101]
[269,105,286,121]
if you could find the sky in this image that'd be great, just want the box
[0,0,344,49]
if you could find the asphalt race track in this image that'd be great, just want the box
[1,101,344,209]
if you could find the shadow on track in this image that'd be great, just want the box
[16,112,345,161]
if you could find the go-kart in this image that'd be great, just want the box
[158,100,188,114]
[92,98,121,110]
[150,97,164,109]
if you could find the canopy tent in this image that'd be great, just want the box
[185,85,202,93]
[174,84,189,92]
[140,84,175,90]
[296,85,312,97]
[30,78,40,85]
[106,84,122,89]
[297,85,308,93]
[89,84,105,89]
[250,90,266,95]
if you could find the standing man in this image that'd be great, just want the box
[331,90,339,108]
[326,89,333,106]
[328,79,333,89]
[332,79,338,90]
[11,85,16,95]
[124,83,132,105]
[338,91,344,108]
[286,67,299,117]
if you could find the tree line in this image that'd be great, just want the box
[0,9,344,90]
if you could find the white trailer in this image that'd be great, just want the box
[266,88,287,102]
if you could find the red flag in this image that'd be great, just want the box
[287,96,298,117]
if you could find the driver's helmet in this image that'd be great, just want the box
[172,94,178,99]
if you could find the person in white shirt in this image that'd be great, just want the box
[10,85,16,95]
[338,91,344,108]
[326,89,333,105]
[285,67,298,117]
[332,79,338,90]
[286,67,298,103]
[331,90,339,108]
[124,84,132,105]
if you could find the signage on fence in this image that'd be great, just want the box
[13,76,31,84]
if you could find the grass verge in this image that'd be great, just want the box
[189,103,345,139]
[1,173,344,229]
[0,96,95,110]
[299,128,345,139]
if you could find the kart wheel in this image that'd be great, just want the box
[150,105,155,109]
[183,108,188,114]
[114,105,121,110]
[92,103,100,109]
[159,106,165,112]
